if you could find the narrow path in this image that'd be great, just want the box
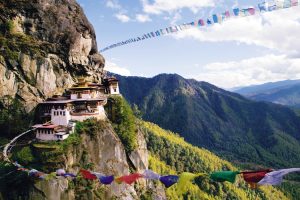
[3,128,36,162]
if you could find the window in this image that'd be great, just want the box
[60,111,62,115]
[63,111,65,116]
[114,88,117,92]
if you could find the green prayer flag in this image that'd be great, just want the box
[210,171,239,183]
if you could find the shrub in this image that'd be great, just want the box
[75,118,105,137]
[14,146,34,165]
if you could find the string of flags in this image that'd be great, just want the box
[12,162,300,194]
[99,0,299,53]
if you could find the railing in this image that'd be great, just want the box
[3,128,36,162]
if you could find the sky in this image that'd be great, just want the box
[76,0,300,89]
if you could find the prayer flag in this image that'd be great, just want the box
[29,169,39,176]
[14,162,23,168]
[18,167,29,172]
[258,168,300,185]
[217,15,223,23]
[100,175,114,185]
[241,169,272,184]
[93,172,115,185]
[210,171,239,183]
[277,1,284,9]
[199,19,205,26]
[248,8,256,15]
[233,8,240,16]
[225,11,230,18]
[268,2,277,11]
[159,175,179,188]
[207,19,212,25]
[56,169,66,176]
[240,9,248,16]
[115,173,143,185]
[143,169,160,180]
[291,0,298,6]
[63,173,76,178]
[177,173,206,195]
[80,169,97,180]
[212,14,218,23]
[284,0,292,8]
[28,169,45,178]
[258,3,267,11]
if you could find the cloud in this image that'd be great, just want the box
[115,13,130,22]
[104,61,131,76]
[174,6,300,55]
[106,0,121,10]
[141,0,215,14]
[190,54,300,89]
[136,14,152,23]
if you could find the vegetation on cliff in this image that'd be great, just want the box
[0,19,45,60]
[107,95,138,153]
[0,96,33,138]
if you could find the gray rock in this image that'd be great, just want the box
[0,0,105,111]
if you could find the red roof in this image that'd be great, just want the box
[32,123,59,129]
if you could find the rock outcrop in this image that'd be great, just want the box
[25,120,156,200]
[0,0,105,111]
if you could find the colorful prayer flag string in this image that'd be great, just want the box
[9,161,300,193]
[99,0,299,53]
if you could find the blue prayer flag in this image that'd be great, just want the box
[212,14,218,23]
[207,19,212,25]
[99,175,114,185]
[159,175,179,188]
[233,8,240,16]
[258,3,267,11]
[63,173,77,178]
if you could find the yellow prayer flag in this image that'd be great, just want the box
[177,172,207,195]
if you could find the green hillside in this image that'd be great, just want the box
[142,121,288,200]
[116,74,300,168]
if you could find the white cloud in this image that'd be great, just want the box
[136,14,152,23]
[174,6,300,55]
[141,0,215,14]
[104,61,131,76]
[106,0,121,10]
[190,54,300,89]
[115,13,130,22]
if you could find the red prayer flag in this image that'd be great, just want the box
[115,173,143,185]
[241,169,272,183]
[80,169,97,180]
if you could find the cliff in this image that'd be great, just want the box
[1,118,160,200]
[0,0,105,111]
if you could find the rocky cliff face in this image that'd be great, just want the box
[24,120,165,200]
[0,0,105,111]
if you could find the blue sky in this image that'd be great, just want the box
[77,0,300,89]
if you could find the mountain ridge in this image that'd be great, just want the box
[115,73,300,168]
[235,79,300,108]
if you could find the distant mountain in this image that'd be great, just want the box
[234,80,300,108]
[116,73,300,168]
[233,80,300,95]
